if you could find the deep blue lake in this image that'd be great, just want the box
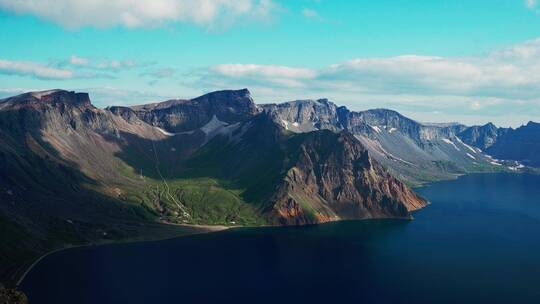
[21,173,540,303]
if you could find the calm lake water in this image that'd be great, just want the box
[21,173,540,303]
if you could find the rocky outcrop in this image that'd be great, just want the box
[262,99,342,132]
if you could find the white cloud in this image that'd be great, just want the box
[0,59,74,79]
[60,55,142,71]
[69,55,89,66]
[526,0,536,9]
[212,64,316,79]
[0,57,130,80]
[0,0,277,28]
[202,64,317,88]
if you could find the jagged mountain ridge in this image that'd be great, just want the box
[260,100,501,184]
[120,88,259,133]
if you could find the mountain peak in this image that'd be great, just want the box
[0,89,93,111]
[194,88,252,102]
[482,122,497,129]
[526,121,539,127]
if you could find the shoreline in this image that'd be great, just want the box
[15,223,230,287]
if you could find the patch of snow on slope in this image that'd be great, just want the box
[490,161,502,166]
[201,115,228,134]
[508,164,524,171]
[455,137,478,154]
[388,128,397,133]
[442,138,460,151]
[466,153,476,160]
[370,125,382,134]
[155,127,174,136]
[292,122,299,127]
[377,144,416,166]
[281,119,289,130]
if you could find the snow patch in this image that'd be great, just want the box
[490,161,502,166]
[370,125,382,134]
[281,119,289,130]
[201,115,228,134]
[466,153,476,160]
[292,122,299,127]
[509,163,525,170]
[442,138,460,151]
[455,137,477,154]
[388,128,397,133]
[155,127,174,136]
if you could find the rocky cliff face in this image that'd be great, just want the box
[458,123,504,150]
[262,99,342,132]
[267,130,426,225]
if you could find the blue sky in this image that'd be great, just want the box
[1,0,540,127]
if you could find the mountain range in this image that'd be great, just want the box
[0,88,537,286]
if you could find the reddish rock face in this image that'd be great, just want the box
[266,130,427,225]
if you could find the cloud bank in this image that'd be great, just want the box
[0,59,73,80]
[0,55,149,80]
[191,38,540,126]
[0,0,276,28]
[199,38,540,100]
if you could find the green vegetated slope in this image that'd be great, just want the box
[115,116,283,227]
